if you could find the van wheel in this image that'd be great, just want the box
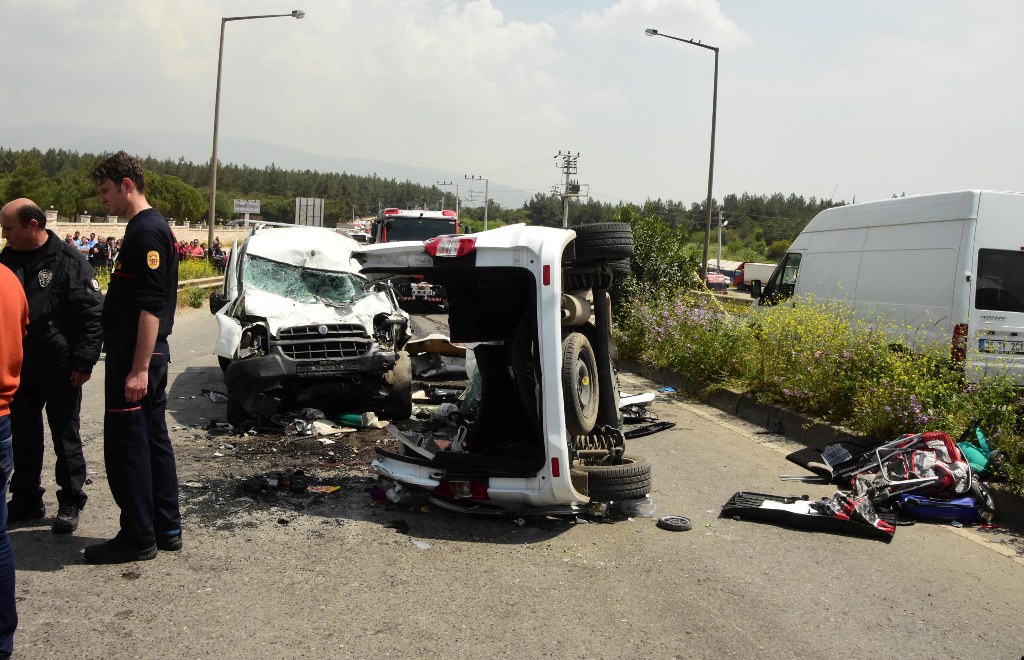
[579,455,652,502]
[562,332,599,435]
[573,223,635,263]
[381,351,413,420]
[608,258,631,280]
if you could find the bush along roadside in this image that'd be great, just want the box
[613,287,1024,494]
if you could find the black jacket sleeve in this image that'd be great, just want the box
[66,256,104,374]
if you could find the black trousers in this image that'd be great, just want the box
[103,340,181,549]
[9,370,88,509]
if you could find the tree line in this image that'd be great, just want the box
[0,147,845,261]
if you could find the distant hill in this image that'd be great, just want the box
[0,123,532,207]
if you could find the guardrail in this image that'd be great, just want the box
[177,276,222,291]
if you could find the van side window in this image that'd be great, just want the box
[759,253,801,305]
[976,249,1024,313]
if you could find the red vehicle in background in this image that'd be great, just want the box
[370,208,459,309]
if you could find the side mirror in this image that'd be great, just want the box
[751,280,763,300]
[209,291,227,315]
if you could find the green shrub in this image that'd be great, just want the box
[178,259,219,281]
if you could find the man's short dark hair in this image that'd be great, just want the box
[13,201,47,229]
[92,150,146,193]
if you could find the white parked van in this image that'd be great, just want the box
[753,190,1024,382]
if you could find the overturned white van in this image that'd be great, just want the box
[754,190,1024,382]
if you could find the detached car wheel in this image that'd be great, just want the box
[573,222,635,263]
[381,351,413,421]
[562,332,599,436]
[579,455,652,502]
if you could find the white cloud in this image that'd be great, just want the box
[579,0,749,47]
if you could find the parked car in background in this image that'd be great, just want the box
[705,271,730,291]
[209,225,412,423]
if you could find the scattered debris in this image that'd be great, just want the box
[201,388,229,403]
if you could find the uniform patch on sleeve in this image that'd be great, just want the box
[146,251,160,269]
[90,278,100,291]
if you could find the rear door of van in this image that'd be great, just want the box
[968,192,1024,382]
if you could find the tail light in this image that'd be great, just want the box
[432,479,489,500]
[424,235,476,257]
[951,323,968,362]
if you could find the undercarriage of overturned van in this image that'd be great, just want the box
[358,224,652,516]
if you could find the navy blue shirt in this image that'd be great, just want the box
[102,208,179,343]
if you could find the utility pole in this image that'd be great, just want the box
[436,181,460,218]
[464,175,489,230]
[554,150,580,228]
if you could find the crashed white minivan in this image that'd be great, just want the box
[209,226,412,423]
[356,223,651,515]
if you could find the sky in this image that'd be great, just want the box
[2,0,1022,209]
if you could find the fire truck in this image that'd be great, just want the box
[370,208,459,309]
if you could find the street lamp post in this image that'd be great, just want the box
[208,9,305,248]
[645,27,718,283]
[464,175,488,231]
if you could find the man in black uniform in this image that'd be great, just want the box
[84,152,182,564]
[0,198,103,534]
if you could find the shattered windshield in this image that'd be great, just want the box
[242,254,365,306]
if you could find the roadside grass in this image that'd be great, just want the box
[615,286,1024,494]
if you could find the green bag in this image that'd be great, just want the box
[956,421,991,475]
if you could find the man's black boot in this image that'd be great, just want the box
[7,499,45,524]
[84,539,157,565]
[52,503,80,534]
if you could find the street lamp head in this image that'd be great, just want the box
[645,28,658,36]
[292,10,305,19]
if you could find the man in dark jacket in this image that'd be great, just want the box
[85,151,181,564]
[0,199,103,534]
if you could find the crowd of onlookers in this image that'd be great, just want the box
[62,231,118,270]
[55,231,228,272]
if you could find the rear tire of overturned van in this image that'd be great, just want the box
[575,455,652,502]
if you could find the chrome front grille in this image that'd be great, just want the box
[278,323,371,360]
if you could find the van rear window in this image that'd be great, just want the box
[976,249,1024,313]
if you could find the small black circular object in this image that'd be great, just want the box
[656,515,692,531]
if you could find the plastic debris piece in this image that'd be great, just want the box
[412,540,431,550]
[657,386,676,393]
[307,485,341,494]
[951,520,964,528]
[620,496,657,518]
[212,452,224,458]
[316,437,336,445]
[207,390,228,403]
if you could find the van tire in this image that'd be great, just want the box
[609,258,631,280]
[562,332,600,435]
[580,455,652,502]
[381,351,413,420]
[573,223,635,263]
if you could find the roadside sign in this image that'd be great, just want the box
[233,199,261,214]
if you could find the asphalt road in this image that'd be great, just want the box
[9,307,1024,659]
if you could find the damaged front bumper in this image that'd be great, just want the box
[225,349,398,417]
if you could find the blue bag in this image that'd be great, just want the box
[895,494,982,524]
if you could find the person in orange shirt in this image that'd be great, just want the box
[0,262,28,657]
